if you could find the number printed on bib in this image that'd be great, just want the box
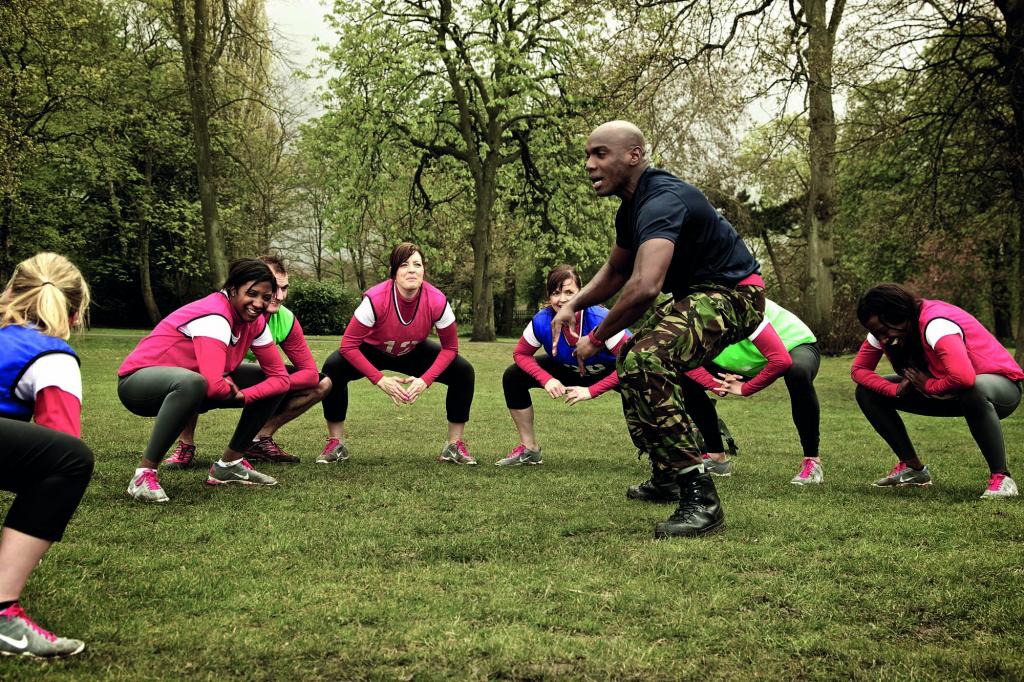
[383,340,416,355]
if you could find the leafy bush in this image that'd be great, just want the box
[286,278,361,336]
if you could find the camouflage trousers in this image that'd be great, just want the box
[616,284,765,471]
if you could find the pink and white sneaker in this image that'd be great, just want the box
[790,458,824,485]
[0,603,84,657]
[980,473,1019,499]
[162,440,196,470]
[438,440,476,465]
[126,469,169,503]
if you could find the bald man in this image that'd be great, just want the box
[552,120,765,538]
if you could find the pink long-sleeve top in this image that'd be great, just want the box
[851,299,1024,398]
[339,280,458,386]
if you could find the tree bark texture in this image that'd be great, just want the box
[171,0,229,289]
[800,0,842,339]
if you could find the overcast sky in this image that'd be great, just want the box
[265,0,334,106]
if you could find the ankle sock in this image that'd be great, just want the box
[0,600,17,612]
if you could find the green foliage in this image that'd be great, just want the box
[286,277,360,335]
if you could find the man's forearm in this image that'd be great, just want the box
[591,279,657,340]
[569,260,628,311]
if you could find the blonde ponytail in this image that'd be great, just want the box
[0,253,91,340]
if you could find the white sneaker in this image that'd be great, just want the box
[127,469,169,503]
[980,473,1019,499]
[791,458,824,485]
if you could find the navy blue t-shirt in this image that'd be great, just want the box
[614,167,759,297]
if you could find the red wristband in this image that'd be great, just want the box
[587,330,604,346]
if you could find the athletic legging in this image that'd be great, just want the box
[682,343,821,457]
[0,418,93,542]
[503,356,617,410]
[321,340,474,423]
[855,373,1021,474]
[118,364,286,463]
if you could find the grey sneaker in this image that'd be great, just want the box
[126,469,169,503]
[495,444,543,466]
[316,438,349,464]
[791,458,824,485]
[872,462,932,487]
[205,459,278,486]
[702,455,733,477]
[0,604,84,658]
[438,440,477,465]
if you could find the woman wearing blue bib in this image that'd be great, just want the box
[496,265,631,466]
[0,253,93,657]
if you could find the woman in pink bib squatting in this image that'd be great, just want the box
[317,242,476,465]
[852,283,1023,498]
[118,259,291,502]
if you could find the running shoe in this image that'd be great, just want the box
[316,438,349,464]
[0,604,84,658]
[126,469,169,503]
[205,459,278,486]
[790,458,824,485]
[162,441,196,470]
[494,444,543,466]
[245,435,300,464]
[980,473,1019,499]
[438,440,477,465]
[872,462,932,487]
[702,453,733,477]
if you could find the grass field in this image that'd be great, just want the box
[2,330,1023,680]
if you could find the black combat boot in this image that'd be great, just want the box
[653,468,725,538]
[626,464,680,503]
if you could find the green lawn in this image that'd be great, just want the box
[3,330,1023,680]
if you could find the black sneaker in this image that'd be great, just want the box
[654,469,725,538]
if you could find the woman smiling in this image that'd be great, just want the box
[118,259,290,502]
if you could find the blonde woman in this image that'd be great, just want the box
[0,253,93,657]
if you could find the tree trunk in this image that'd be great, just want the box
[990,240,1013,339]
[996,1,1024,363]
[470,173,497,341]
[761,229,788,304]
[0,194,14,281]
[801,0,840,339]
[139,155,162,325]
[499,262,516,337]
[172,0,228,289]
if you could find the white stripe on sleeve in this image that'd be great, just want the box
[866,333,882,349]
[353,297,375,327]
[180,315,232,344]
[522,322,541,348]
[924,319,964,349]
[251,324,274,347]
[604,329,626,349]
[435,302,456,329]
[14,353,82,403]
[748,317,771,341]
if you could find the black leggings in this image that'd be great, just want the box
[855,374,1021,474]
[321,341,474,423]
[682,343,821,457]
[503,356,617,409]
[0,418,93,542]
[118,364,286,463]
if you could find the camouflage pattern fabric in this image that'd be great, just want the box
[616,284,765,470]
